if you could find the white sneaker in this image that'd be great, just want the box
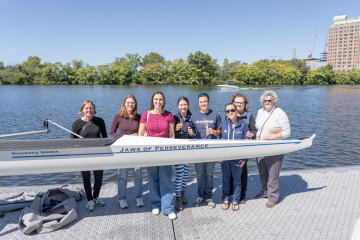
[94,197,105,207]
[119,200,128,209]
[152,208,160,215]
[135,198,144,207]
[168,213,177,220]
[86,200,95,212]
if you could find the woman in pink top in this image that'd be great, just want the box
[110,95,144,210]
[138,91,176,220]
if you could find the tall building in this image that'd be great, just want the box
[328,15,360,71]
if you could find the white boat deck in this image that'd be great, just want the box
[1,165,359,239]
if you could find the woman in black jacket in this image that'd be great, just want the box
[71,100,107,212]
[173,96,195,211]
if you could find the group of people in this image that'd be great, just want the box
[71,90,291,220]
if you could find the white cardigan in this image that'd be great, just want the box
[255,107,291,140]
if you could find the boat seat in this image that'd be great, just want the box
[0,134,123,150]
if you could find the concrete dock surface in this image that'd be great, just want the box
[1,165,359,240]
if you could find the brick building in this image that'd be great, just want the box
[328,15,360,71]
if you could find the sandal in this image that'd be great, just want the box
[232,202,239,211]
[222,201,230,210]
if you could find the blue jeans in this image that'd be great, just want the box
[147,165,175,215]
[118,168,143,200]
[194,162,215,199]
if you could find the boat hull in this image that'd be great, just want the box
[0,135,315,176]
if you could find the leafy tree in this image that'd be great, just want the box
[0,62,4,70]
[142,52,165,66]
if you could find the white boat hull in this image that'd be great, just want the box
[217,85,239,90]
[0,135,316,176]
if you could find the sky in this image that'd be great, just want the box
[1,0,359,67]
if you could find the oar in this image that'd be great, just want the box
[46,120,84,139]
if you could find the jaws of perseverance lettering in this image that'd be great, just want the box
[119,144,209,152]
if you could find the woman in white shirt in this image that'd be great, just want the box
[254,90,291,208]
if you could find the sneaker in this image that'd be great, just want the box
[181,191,188,204]
[135,198,144,207]
[206,199,216,209]
[168,213,177,220]
[94,197,105,207]
[152,208,160,215]
[86,200,95,212]
[119,200,128,209]
[193,197,204,207]
[175,196,183,211]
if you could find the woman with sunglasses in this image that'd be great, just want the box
[110,94,144,209]
[138,91,176,220]
[231,93,257,204]
[255,90,291,208]
[173,96,194,211]
[220,103,249,211]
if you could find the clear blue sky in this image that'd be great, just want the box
[1,0,359,66]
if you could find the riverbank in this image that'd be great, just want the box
[1,165,359,239]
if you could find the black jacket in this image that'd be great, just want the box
[173,112,195,139]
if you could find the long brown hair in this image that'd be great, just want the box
[149,91,166,110]
[119,95,138,119]
[231,93,249,112]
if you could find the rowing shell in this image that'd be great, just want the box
[0,134,316,176]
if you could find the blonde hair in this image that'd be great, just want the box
[119,95,138,119]
[79,100,97,115]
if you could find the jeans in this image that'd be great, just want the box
[221,160,243,203]
[194,162,215,199]
[81,170,103,201]
[118,168,143,200]
[147,165,175,214]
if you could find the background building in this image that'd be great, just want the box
[328,15,360,72]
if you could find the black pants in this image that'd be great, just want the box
[81,170,103,201]
[229,161,248,200]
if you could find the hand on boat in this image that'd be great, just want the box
[132,133,138,136]
[246,131,253,138]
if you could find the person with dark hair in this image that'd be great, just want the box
[138,91,176,219]
[230,93,257,204]
[110,94,144,209]
[220,103,249,211]
[189,93,221,209]
[173,96,195,211]
[71,100,107,212]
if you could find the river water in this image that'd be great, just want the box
[0,85,359,187]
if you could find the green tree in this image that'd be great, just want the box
[142,52,165,66]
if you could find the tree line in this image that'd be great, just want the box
[1,51,360,85]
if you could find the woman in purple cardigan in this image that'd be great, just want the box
[110,94,143,209]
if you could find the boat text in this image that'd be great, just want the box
[12,150,60,155]
[119,144,209,152]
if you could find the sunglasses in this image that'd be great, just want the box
[264,100,272,103]
[226,109,236,114]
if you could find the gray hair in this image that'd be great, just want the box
[259,90,278,105]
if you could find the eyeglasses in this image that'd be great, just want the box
[226,109,236,114]
[234,102,245,105]
[263,100,272,103]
